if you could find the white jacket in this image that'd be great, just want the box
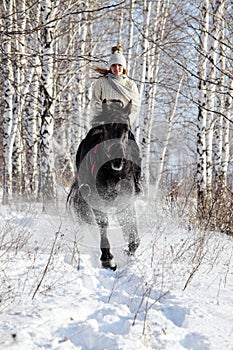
[91,74,139,124]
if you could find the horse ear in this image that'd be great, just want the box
[124,100,132,115]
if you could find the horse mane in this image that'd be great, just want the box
[91,99,131,128]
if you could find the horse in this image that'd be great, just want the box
[67,99,141,270]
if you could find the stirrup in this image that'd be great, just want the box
[135,181,143,195]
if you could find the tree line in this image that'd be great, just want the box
[0,0,232,233]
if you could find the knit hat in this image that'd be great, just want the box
[108,45,127,69]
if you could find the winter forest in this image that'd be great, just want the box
[0,1,233,349]
[1,0,233,234]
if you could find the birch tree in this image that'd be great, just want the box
[26,2,42,198]
[135,0,150,143]
[196,0,232,232]
[39,0,59,208]
[2,0,15,204]
[205,0,225,195]
[12,0,37,198]
[141,0,170,193]
[196,0,209,216]
[154,74,184,193]
[213,1,231,189]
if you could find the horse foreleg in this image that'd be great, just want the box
[99,227,117,271]
[94,210,117,271]
[117,205,140,255]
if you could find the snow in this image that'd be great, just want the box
[0,196,232,350]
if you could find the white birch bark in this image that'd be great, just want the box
[26,70,41,198]
[205,0,225,193]
[139,0,152,183]
[83,4,92,131]
[2,0,15,204]
[142,0,169,193]
[127,0,134,75]
[213,0,231,189]
[76,9,88,143]
[26,2,42,198]
[222,5,233,185]
[39,0,59,207]
[212,3,225,184]
[222,75,232,186]
[154,74,184,193]
[118,6,124,44]
[196,0,209,206]
[138,0,150,104]
[11,0,28,197]
[135,0,151,142]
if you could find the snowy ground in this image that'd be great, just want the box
[0,195,232,350]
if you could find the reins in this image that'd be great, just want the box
[91,144,99,176]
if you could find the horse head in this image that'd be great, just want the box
[91,99,132,126]
[102,99,132,123]
[98,100,132,172]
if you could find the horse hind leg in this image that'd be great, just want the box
[94,210,117,271]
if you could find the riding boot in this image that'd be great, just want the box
[135,178,143,195]
[133,163,143,195]
[129,133,143,195]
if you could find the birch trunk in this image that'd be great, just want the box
[127,0,134,75]
[39,0,59,208]
[135,0,150,142]
[140,0,152,191]
[26,3,42,199]
[2,0,15,204]
[26,69,41,198]
[212,3,225,185]
[11,0,28,197]
[213,0,230,188]
[76,9,88,144]
[222,77,232,186]
[205,0,225,194]
[154,74,184,193]
[142,0,169,194]
[83,4,92,131]
[196,0,209,214]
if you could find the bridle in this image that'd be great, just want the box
[89,120,130,178]
[91,143,99,177]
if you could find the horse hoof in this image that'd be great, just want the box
[101,258,117,271]
[128,241,140,255]
[124,249,135,257]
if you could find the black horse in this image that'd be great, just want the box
[67,100,141,270]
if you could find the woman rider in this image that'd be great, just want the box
[91,45,143,194]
